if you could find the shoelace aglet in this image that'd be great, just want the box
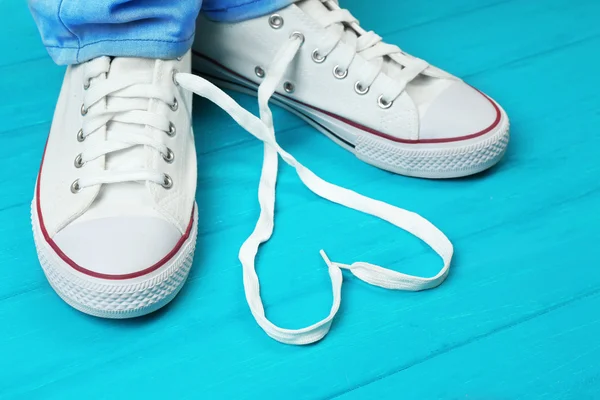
[319,249,334,269]
[320,250,353,270]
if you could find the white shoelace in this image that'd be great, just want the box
[76,52,450,345]
[307,0,430,105]
[76,57,177,191]
[176,37,453,345]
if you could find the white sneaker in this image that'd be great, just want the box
[192,0,510,178]
[32,52,198,318]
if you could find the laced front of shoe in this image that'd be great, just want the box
[291,0,431,109]
[75,57,177,192]
[176,59,453,345]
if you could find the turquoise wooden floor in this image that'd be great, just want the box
[1,0,600,398]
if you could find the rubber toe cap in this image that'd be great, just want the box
[53,216,182,278]
[419,81,500,142]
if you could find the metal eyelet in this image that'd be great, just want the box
[333,65,348,79]
[74,154,85,168]
[377,95,393,109]
[83,79,91,90]
[80,103,88,116]
[290,32,305,46]
[255,66,265,78]
[167,122,176,137]
[162,174,173,189]
[70,179,81,194]
[312,49,326,63]
[172,69,179,86]
[77,129,85,142]
[170,97,178,111]
[268,14,284,29]
[354,81,369,95]
[162,148,175,163]
[283,82,295,94]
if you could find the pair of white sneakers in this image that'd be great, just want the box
[32,0,509,345]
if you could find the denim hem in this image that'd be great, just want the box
[46,34,195,65]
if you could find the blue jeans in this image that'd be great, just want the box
[28,0,294,65]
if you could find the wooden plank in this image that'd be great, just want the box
[336,291,600,399]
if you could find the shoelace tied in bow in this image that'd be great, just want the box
[176,38,453,345]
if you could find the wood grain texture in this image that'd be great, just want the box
[1,0,599,398]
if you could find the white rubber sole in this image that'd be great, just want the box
[31,200,198,319]
[192,52,510,179]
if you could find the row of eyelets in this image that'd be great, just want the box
[74,78,86,193]
[80,76,88,155]
[308,44,394,108]
[161,43,180,179]
[163,64,176,187]
[163,70,177,185]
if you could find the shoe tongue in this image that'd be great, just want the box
[296,0,331,19]
[80,57,159,224]
[109,57,155,81]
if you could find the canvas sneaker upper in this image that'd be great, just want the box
[37,53,197,277]
[193,0,505,144]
